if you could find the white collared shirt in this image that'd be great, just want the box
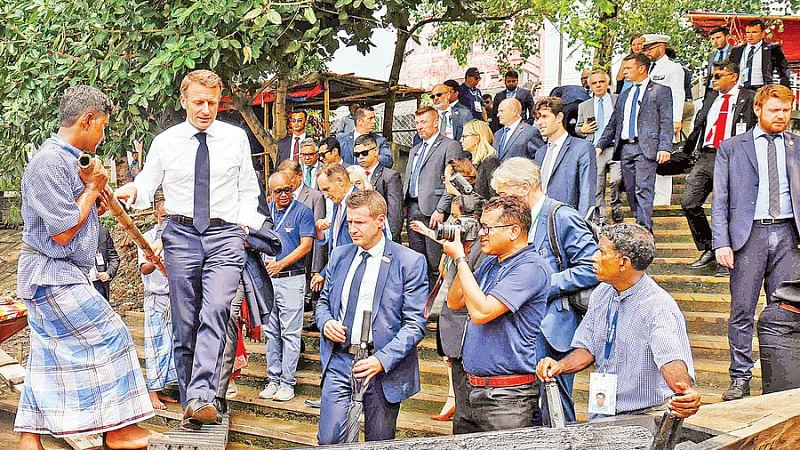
[740,41,764,86]
[540,131,569,191]
[621,78,651,140]
[439,107,454,138]
[702,86,740,148]
[504,117,523,138]
[290,132,306,160]
[649,55,685,123]
[340,236,386,344]
[527,197,546,244]
[364,162,379,177]
[301,161,319,188]
[411,132,440,170]
[131,120,265,230]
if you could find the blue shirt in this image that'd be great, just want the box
[458,84,485,120]
[17,135,99,299]
[752,126,793,219]
[269,199,315,272]
[571,274,695,413]
[462,245,551,376]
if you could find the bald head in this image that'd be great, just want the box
[430,83,450,111]
[269,171,294,208]
[497,98,522,126]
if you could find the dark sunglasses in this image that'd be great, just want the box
[712,72,734,80]
[431,92,446,98]
[271,187,293,195]
[318,149,333,157]
[354,147,377,158]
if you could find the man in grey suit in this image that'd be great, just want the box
[705,26,733,95]
[596,53,674,232]
[712,84,800,401]
[576,70,622,223]
[431,83,472,141]
[494,98,541,161]
[533,96,597,218]
[490,70,536,131]
[355,134,403,242]
[404,106,466,285]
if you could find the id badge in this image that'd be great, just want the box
[262,254,276,264]
[589,372,617,416]
[95,253,105,266]
[474,100,483,112]
[735,122,747,136]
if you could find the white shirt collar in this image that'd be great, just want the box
[423,132,440,147]
[353,130,363,140]
[505,117,522,133]
[548,130,569,148]
[358,235,386,259]
[341,185,355,207]
[183,119,220,139]
[293,184,303,199]
[365,162,379,174]
[719,85,740,100]
[747,41,763,50]
[292,132,306,141]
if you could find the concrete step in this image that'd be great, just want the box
[671,292,766,313]
[650,273,731,295]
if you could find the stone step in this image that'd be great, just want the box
[671,292,766,313]
[650,273,731,294]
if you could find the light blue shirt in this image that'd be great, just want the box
[753,126,793,219]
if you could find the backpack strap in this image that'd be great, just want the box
[547,201,567,272]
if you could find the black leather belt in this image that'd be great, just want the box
[754,218,792,225]
[335,343,370,355]
[701,146,717,153]
[168,215,226,227]
[620,138,639,145]
[272,269,306,278]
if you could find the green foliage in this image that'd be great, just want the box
[4,204,22,228]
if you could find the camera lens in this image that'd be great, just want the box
[435,222,459,241]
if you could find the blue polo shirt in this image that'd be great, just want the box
[269,200,315,272]
[462,245,551,377]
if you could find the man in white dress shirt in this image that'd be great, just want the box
[642,34,685,137]
[116,69,265,430]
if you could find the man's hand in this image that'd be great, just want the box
[596,148,603,158]
[673,122,683,135]
[322,320,347,343]
[97,272,110,282]
[440,228,466,260]
[315,219,331,232]
[715,247,734,269]
[96,191,110,216]
[656,151,672,164]
[429,211,445,229]
[669,382,701,419]
[115,184,138,210]
[79,159,109,192]
[266,259,285,277]
[536,357,564,383]
[580,121,599,134]
[353,356,384,386]
[311,273,325,292]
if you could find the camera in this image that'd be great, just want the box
[435,173,480,242]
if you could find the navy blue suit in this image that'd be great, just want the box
[338,132,393,168]
[533,134,597,218]
[315,240,429,444]
[596,80,673,230]
[493,121,540,161]
[529,197,599,424]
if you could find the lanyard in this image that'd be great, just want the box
[603,299,621,372]
[270,200,296,231]
[529,204,543,237]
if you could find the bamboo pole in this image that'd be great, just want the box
[323,78,331,136]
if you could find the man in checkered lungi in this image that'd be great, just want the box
[140,199,179,410]
[15,86,159,449]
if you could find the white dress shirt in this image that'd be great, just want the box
[301,161,319,189]
[340,236,386,344]
[527,196,546,244]
[649,55,685,123]
[439,106,455,139]
[131,120,265,230]
[740,41,764,86]
[540,131,569,191]
[504,117,523,138]
[621,78,651,140]
[702,86,740,148]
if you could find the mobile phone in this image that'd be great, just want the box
[587,117,596,125]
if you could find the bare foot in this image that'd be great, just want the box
[157,392,178,403]
[149,391,166,410]
[105,425,163,449]
[18,433,44,450]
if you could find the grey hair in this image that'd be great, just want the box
[490,157,542,191]
[601,223,656,271]
[300,138,317,150]
[58,85,113,127]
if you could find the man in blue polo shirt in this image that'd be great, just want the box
[444,195,551,433]
[258,172,315,403]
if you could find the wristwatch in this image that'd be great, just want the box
[455,256,468,268]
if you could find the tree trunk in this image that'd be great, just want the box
[592,5,619,69]
[231,91,277,168]
[383,25,412,140]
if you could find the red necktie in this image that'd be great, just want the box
[365,170,371,177]
[293,137,300,161]
[707,94,731,149]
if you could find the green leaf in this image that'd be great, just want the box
[303,8,316,24]
[242,8,261,21]
[265,9,282,25]
[284,41,301,54]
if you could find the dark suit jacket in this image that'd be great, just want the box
[369,164,403,242]
[490,88,536,131]
[705,45,732,90]
[596,79,674,161]
[493,121,539,161]
[685,89,757,154]
[296,185,327,273]
[338,132,393,168]
[475,156,501,200]
[96,225,119,278]
[443,103,473,141]
[534,135,597,218]
[712,129,800,251]
[403,134,466,216]
[277,133,306,163]
[729,42,791,87]
[529,197,599,352]
[315,240,428,403]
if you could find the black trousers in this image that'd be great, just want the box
[455,377,540,434]
[451,359,472,435]
[216,282,245,412]
[757,303,800,394]
[681,150,715,251]
[406,199,443,287]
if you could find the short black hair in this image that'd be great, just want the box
[601,223,655,271]
[712,60,739,75]
[320,136,340,153]
[534,96,565,117]
[747,19,765,31]
[483,196,531,235]
[710,26,730,36]
[623,53,652,71]
[504,70,519,79]
[290,109,308,120]
[354,133,377,148]
[444,79,460,92]
[355,106,375,124]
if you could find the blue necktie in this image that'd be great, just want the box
[340,252,371,349]
[745,46,755,87]
[410,142,428,197]
[193,132,210,233]
[628,84,641,140]
[710,49,725,87]
[497,127,510,155]
[595,98,605,146]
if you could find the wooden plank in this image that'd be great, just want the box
[0,348,18,367]
[63,435,102,450]
[0,363,25,385]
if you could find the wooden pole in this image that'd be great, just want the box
[323,78,331,137]
[274,80,288,141]
[263,99,269,192]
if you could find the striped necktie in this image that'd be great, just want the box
[763,134,781,217]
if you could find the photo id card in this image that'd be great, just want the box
[735,122,747,136]
[95,253,105,267]
[474,100,483,113]
[589,371,617,416]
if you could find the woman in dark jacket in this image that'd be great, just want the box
[460,120,500,200]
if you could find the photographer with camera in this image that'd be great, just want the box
[491,157,599,425]
[442,195,552,433]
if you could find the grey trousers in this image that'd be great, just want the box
[215,282,245,412]
[266,275,306,387]
[596,147,623,220]
[456,379,539,434]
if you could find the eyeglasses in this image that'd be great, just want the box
[431,92,446,98]
[318,149,333,158]
[271,187,293,196]
[299,152,317,158]
[354,147,377,158]
[289,118,305,123]
[479,223,516,233]
[712,72,734,80]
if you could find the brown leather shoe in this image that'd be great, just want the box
[182,399,217,430]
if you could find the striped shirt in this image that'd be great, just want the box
[17,136,98,299]
[571,274,695,413]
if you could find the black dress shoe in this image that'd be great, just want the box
[722,379,750,401]
[715,265,730,277]
[690,250,715,268]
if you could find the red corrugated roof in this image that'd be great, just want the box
[688,12,800,62]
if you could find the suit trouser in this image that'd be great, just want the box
[728,222,800,381]
[318,351,401,445]
[216,282,245,413]
[536,337,576,425]
[595,147,623,221]
[757,303,800,394]
[451,358,473,435]
[620,143,658,231]
[406,199,443,286]
[92,280,110,301]
[161,220,244,408]
[456,378,539,434]
[266,274,305,387]
[681,150,715,251]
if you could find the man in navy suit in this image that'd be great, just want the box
[729,19,791,91]
[355,134,403,242]
[596,53,674,231]
[315,190,428,444]
[712,84,800,400]
[311,164,356,292]
[338,106,393,168]
[491,157,599,425]
[277,110,308,163]
[533,97,597,218]
[494,98,541,161]
[490,70,536,131]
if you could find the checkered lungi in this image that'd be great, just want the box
[143,293,178,391]
[14,283,154,437]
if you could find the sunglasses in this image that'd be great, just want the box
[289,118,305,123]
[354,147,377,158]
[318,149,333,157]
[712,72,734,80]
[271,187,293,196]
[431,92,446,98]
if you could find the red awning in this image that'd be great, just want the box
[219,83,324,111]
[688,12,800,62]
